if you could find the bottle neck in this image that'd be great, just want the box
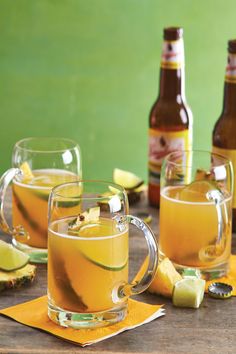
[222,83,236,114]
[223,53,236,115]
[159,68,185,101]
[159,37,186,102]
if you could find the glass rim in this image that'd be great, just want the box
[51,179,126,200]
[164,149,232,168]
[48,217,128,241]
[14,137,80,154]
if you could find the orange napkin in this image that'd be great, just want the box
[206,254,236,294]
[0,296,164,346]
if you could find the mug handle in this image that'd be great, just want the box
[115,215,158,300]
[0,168,28,238]
[207,190,226,245]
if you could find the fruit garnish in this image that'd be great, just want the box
[195,169,214,181]
[0,264,36,292]
[148,257,182,298]
[68,207,100,231]
[135,212,152,224]
[178,180,219,202]
[172,278,205,308]
[20,162,34,180]
[0,240,29,272]
[12,190,46,238]
[127,184,147,205]
[113,168,144,190]
[70,218,128,271]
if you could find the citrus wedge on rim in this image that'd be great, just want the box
[113,168,144,190]
[0,240,30,272]
[179,180,218,202]
[173,278,205,308]
[20,162,34,180]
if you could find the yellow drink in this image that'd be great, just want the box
[48,217,128,313]
[12,169,78,249]
[159,185,232,270]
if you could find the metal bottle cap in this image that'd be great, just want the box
[208,282,233,299]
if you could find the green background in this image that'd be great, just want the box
[0,0,235,181]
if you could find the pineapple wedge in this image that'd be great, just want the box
[20,162,34,180]
[149,258,182,297]
[134,256,182,298]
[0,264,36,292]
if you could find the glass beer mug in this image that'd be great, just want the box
[47,180,158,328]
[0,137,81,263]
[159,150,233,279]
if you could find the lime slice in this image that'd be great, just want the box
[173,278,205,308]
[179,180,218,202]
[113,168,144,190]
[77,221,128,271]
[0,241,30,272]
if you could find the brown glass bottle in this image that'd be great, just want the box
[213,39,236,232]
[148,27,193,207]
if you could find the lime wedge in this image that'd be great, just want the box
[113,168,143,190]
[0,241,30,271]
[173,278,205,308]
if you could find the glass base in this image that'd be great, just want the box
[48,300,128,329]
[159,252,229,281]
[12,239,47,264]
[174,261,229,281]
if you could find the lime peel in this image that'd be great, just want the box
[113,168,144,190]
[0,240,30,272]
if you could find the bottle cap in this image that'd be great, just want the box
[136,212,152,224]
[228,39,236,54]
[164,27,183,41]
[208,282,233,299]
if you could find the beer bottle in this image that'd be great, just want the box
[213,39,236,232]
[148,27,193,207]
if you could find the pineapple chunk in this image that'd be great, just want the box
[149,258,182,297]
[68,207,100,231]
[20,162,34,180]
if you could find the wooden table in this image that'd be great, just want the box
[1,194,236,354]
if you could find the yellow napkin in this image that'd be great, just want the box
[206,254,236,294]
[0,296,165,346]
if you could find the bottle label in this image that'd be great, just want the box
[161,38,184,70]
[225,53,236,83]
[212,146,236,208]
[148,129,192,185]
